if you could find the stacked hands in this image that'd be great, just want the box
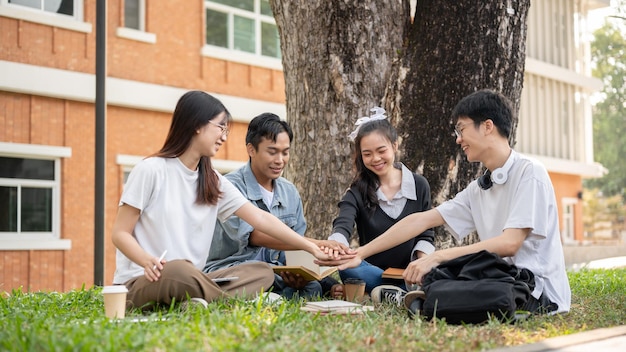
[314,243,440,287]
[278,238,353,298]
[146,239,438,288]
[313,239,355,260]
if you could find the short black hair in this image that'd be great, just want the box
[451,89,513,138]
[245,113,293,149]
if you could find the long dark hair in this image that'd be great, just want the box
[155,90,231,205]
[350,119,400,211]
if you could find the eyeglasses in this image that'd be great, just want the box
[454,122,475,138]
[208,120,230,137]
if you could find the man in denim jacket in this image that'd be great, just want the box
[204,113,344,299]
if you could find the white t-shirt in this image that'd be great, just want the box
[437,150,571,313]
[113,157,248,284]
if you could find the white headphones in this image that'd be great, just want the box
[478,151,515,190]
[491,152,515,185]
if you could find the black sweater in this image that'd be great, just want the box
[332,173,435,270]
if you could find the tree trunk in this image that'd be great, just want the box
[273,0,529,244]
[389,1,530,248]
[272,0,407,239]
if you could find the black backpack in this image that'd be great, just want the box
[420,250,535,324]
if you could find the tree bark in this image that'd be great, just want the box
[272,0,407,239]
[390,1,529,247]
[273,0,529,244]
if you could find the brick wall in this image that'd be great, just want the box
[0,0,285,292]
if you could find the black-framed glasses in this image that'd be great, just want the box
[454,122,475,138]
[208,120,230,137]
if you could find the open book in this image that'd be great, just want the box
[300,300,374,315]
[272,250,337,281]
[381,267,404,280]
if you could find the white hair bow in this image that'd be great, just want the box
[348,107,387,142]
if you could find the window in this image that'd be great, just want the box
[0,0,89,32]
[205,0,280,59]
[562,197,578,243]
[124,0,142,30]
[6,0,78,18]
[0,142,71,250]
[116,0,155,43]
[0,157,54,233]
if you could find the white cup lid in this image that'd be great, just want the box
[102,285,128,294]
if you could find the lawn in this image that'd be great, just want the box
[1,268,624,352]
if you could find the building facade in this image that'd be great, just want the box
[517,0,608,244]
[0,0,607,292]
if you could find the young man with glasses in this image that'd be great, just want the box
[204,113,347,299]
[323,89,571,315]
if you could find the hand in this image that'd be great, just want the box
[310,245,334,261]
[144,255,167,282]
[314,239,354,257]
[315,252,360,269]
[280,272,308,289]
[403,254,439,286]
[329,284,344,299]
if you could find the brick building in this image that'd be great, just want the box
[0,0,607,292]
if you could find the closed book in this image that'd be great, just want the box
[381,267,404,280]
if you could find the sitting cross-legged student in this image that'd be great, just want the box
[205,113,348,299]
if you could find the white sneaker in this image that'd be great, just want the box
[404,290,426,318]
[371,285,407,307]
[181,297,209,311]
[189,297,209,308]
[252,292,283,304]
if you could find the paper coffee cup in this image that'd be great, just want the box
[343,278,366,302]
[102,285,128,319]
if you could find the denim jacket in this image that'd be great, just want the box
[204,162,306,272]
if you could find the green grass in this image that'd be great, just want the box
[1,269,624,352]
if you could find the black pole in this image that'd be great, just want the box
[94,0,106,286]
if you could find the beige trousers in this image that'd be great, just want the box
[123,259,274,310]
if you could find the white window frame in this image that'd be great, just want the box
[0,0,91,33]
[116,0,156,44]
[202,0,282,70]
[562,197,578,244]
[0,142,72,250]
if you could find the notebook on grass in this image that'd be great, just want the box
[301,300,374,315]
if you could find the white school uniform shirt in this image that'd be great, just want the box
[436,150,571,313]
[113,157,247,284]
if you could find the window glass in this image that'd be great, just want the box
[21,187,53,232]
[0,157,55,234]
[261,21,280,58]
[124,0,140,30]
[0,186,18,232]
[10,0,74,16]
[260,0,272,16]
[206,9,228,48]
[8,0,41,9]
[211,0,253,11]
[0,157,54,180]
[233,15,255,53]
[45,0,72,15]
[205,0,280,59]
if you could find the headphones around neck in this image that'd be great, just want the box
[477,151,515,190]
